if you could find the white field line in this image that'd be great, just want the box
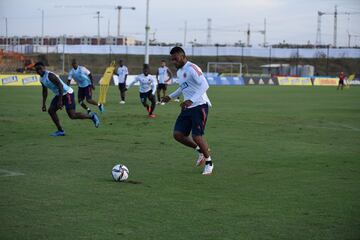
[325,121,360,132]
[0,169,25,177]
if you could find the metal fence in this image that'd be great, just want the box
[1,44,360,58]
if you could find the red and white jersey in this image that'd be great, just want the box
[128,73,157,95]
[169,61,211,108]
[157,66,170,84]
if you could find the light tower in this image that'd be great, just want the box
[207,18,212,45]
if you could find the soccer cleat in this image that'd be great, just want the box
[161,102,165,105]
[156,101,161,105]
[98,104,105,113]
[174,98,180,102]
[202,163,214,175]
[119,101,125,104]
[148,114,156,118]
[90,112,100,128]
[196,153,206,166]
[50,130,65,137]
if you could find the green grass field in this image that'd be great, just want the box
[0,86,359,240]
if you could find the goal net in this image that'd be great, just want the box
[206,62,242,77]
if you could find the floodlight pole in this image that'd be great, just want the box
[41,9,44,45]
[183,20,187,47]
[144,0,150,64]
[5,18,8,47]
[62,35,66,74]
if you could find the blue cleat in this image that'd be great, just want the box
[50,130,65,137]
[90,112,100,128]
[98,104,104,113]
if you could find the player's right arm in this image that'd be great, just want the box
[67,70,73,86]
[124,67,128,84]
[163,87,182,103]
[114,67,119,76]
[41,83,47,112]
[126,75,139,91]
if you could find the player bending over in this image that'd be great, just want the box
[35,62,100,136]
[127,64,157,118]
[68,59,104,113]
[162,46,213,175]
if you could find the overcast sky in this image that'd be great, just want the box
[0,0,360,46]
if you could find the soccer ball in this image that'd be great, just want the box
[111,164,129,182]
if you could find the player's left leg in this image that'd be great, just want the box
[78,87,89,111]
[162,85,167,99]
[148,92,156,117]
[173,111,196,148]
[48,96,65,136]
[140,92,150,112]
[191,104,213,174]
[156,86,161,104]
[119,83,126,103]
[84,86,104,112]
[160,85,167,105]
[64,93,100,128]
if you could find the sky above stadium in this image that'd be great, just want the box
[0,0,360,47]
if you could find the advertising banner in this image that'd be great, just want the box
[313,77,338,86]
[277,77,312,86]
[0,74,41,86]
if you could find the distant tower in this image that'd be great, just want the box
[316,11,324,46]
[207,18,212,45]
[246,24,250,47]
[333,5,338,47]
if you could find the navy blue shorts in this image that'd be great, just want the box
[50,93,76,111]
[118,83,126,92]
[174,104,209,136]
[139,90,155,103]
[78,85,92,101]
[157,83,167,90]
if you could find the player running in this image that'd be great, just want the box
[68,59,104,113]
[162,47,213,175]
[156,60,172,105]
[35,62,100,136]
[114,59,129,104]
[126,64,157,118]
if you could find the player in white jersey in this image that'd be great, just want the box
[126,64,157,118]
[114,59,129,104]
[35,62,100,137]
[67,59,104,113]
[156,60,172,105]
[162,47,213,175]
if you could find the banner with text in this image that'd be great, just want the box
[277,77,312,86]
[0,74,41,86]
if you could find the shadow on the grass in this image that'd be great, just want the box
[102,178,143,184]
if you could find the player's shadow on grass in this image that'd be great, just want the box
[103,178,143,184]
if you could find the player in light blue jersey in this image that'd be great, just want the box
[35,62,100,136]
[162,47,213,175]
[68,59,104,114]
